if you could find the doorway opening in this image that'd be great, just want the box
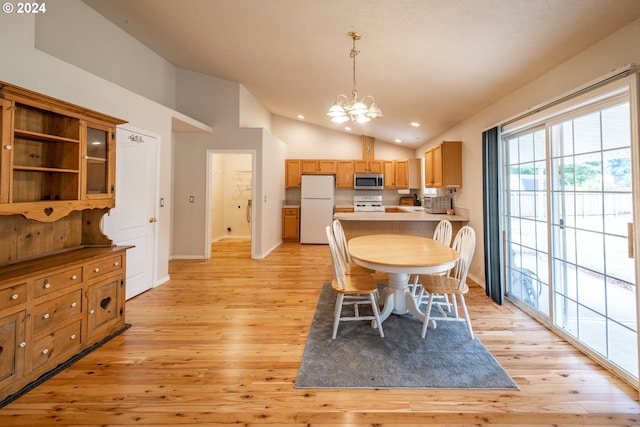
[206,150,255,259]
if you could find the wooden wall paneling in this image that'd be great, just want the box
[14,212,83,262]
[0,216,18,263]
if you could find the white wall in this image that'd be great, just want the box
[415,17,640,285]
[0,6,188,287]
[173,68,285,259]
[240,85,272,130]
[34,1,176,108]
[272,115,416,160]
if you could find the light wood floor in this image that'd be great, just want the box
[1,239,638,426]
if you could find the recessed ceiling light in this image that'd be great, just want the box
[345,126,351,131]
[297,114,305,120]
[410,122,420,127]
[394,139,402,143]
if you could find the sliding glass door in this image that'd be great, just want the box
[502,83,638,383]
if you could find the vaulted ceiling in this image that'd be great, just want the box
[83,0,640,147]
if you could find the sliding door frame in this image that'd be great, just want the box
[498,73,640,389]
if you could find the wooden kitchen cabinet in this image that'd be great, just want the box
[383,161,395,188]
[301,159,337,174]
[300,160,319,174]
[285,160,301,188]
[395,158,421,189]
[354,160,383,173]
[282,207,300,242]
[336,160,355,188]
[424,141,462,188]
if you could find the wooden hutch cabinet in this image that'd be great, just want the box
[0,82,130,402]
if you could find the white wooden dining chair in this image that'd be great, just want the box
[411,219,453,305]
[332,219,387,282]
[419,225,476,339]
[326,226,384,339]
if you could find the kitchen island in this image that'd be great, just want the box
[333,206,469,239]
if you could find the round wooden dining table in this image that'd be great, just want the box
[348,234,459,324]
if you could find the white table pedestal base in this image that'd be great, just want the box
[377,273,434,329]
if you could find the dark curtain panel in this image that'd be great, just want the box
[482,127,503,304]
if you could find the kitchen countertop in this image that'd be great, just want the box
[333,205,469,222]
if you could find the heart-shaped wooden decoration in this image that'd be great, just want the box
[44,207,53,216]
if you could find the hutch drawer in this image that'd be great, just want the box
[30,320,82,372]
[33,267,83,298]
[0,283,27,312]
[32,289,82,336]
[86,254,122,280]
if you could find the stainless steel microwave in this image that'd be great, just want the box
[354,173,384,190]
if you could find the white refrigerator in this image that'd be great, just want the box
[300,174,335,244]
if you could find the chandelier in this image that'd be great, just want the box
[327,32,383,124]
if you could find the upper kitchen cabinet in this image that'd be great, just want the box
[424,141,462,188]
[336,160,355,188]
[383,161,395,188]
[285,160,301,188]
[301,159,337,175]
[354,160,383,174]
[286,160,338,188]
[0,82,125,222]
[395,158,421,189]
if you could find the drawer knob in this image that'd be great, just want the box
[42,313,50,319]
[114,261,119,266]
[94,267,100,273]
[11,293,19,300]
[42,348,49,355]
[19,342,26,348]
[71,275,78,280]
[89,309,95,314]
[44,282,51,289]
[4,144,12,150]
[70,334,76,340]
[70,302,77,308]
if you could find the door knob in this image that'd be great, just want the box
[149,217,157,223]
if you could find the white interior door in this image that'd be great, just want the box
[103,127,158,300]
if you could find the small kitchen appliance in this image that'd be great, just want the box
[354,194,384,212]
[422,195,452,214]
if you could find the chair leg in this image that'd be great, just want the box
[421,293,435,338]
[369,293,384,338]
[459,294,475,340]
[332,294,344,339]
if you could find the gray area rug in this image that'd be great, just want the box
[295,283,519,389]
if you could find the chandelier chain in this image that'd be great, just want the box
[350,38,360,98]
